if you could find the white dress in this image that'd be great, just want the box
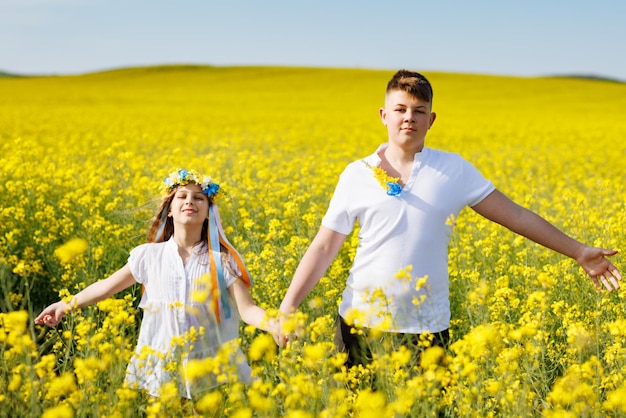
[124,238,251,399]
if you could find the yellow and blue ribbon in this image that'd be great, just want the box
[207,204,252,322]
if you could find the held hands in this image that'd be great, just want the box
[272,311,302,348]
[273,324,292,348]
[262,317,284,347]
[272,330,289,348]
[575,247,622,291]
[271,314,289,348]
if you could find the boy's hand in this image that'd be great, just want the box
[576,247,622,291]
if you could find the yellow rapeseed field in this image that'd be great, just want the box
[1,66,625,417]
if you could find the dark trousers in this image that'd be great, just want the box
[335,315,450,368]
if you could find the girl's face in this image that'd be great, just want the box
[168,183,210,227]
[379,89,436,153]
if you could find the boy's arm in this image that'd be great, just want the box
[34,264,137,327]
[279,226,348,314]
[472,189,621,291]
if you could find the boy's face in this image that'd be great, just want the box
[379,89,436,153]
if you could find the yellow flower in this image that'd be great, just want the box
[606,318,626,337]
[485,378,501,396]
[159,381,179,402]
[420,346,445,368]
[566,322,594,354]
[248,386,274,412]
[1,310,29,334]
[354,388,386,411]
[42,404,74,418]
[54,238,88,264]
[45,373,77,401]
[183,358,208,381]
[115,387,138,401]
[604,384,626,413]
[303,343,327,366]
[248,333,277,362]
[445,213,457,227]
[366,162,400,195]
[74,356,107,385]
[393,265,413,281]
[195,391,223,413]
[229,407,253,418]
[191,274,211,303]
[7,371,22,391]
[415,275,428,290]
[284,411,314,418]
[467,279,489,306]
[547,360,601,415]
[12,260,27,275]
[145,400,162,418]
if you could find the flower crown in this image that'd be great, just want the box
[162,168,221,199]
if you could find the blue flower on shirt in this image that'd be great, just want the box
[386,181,402,196]
[363,161,402,197]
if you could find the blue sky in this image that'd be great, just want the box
[2,0,625,80]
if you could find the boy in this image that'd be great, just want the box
[278,70,621,366]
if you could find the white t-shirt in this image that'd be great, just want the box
[322,144,495,333]
[125,238,251,399]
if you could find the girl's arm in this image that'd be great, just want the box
[228,279,276,333]
[472,189,622,291]
[34,264,137,327]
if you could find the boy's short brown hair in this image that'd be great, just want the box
[386,70,433,104]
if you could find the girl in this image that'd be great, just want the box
[36,169,274,399]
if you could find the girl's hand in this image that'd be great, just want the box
[576,247,622,291]
[264,318,286,347]
[34,301,72,327]
[272,330,290,348]
[273,313,299,348]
